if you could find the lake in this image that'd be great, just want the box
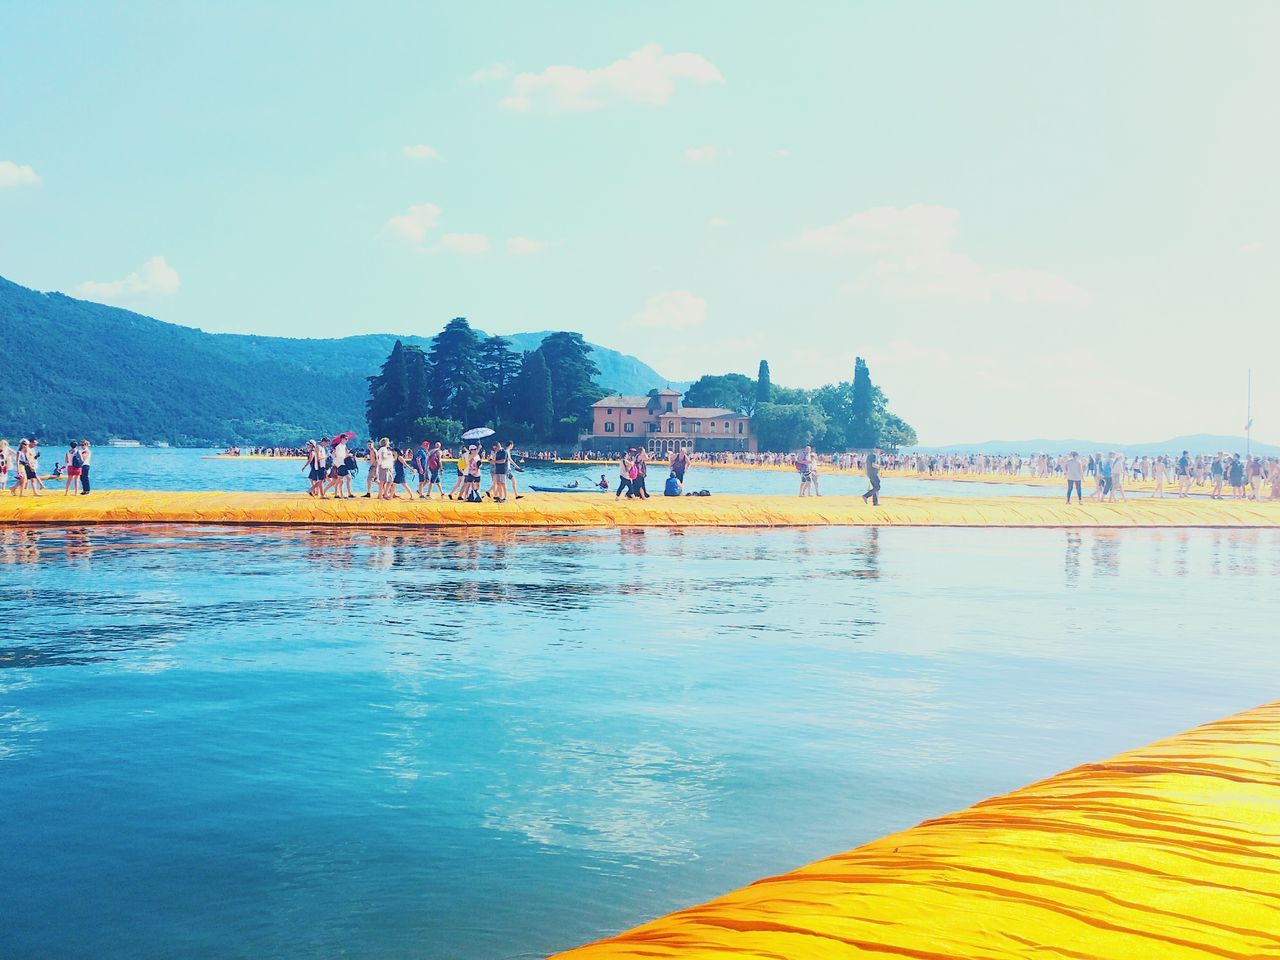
[2,523,1274,959]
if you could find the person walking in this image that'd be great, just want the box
[1175,450,1192,497]
[796,445,814,497]
[616,449,636,499]
[1151,456,1168,498]
[504,441,524,499]
[413,440,432,498]
[861,450,882,506]
[1063,451,1084,504]
[632,447,650,499]
[424,442,444,499]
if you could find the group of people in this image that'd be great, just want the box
[301,435,527,503]
[0,439,93,496]
[792,445,883,503]
[1058,450,1280,502]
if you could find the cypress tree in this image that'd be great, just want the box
[848,356,879,449]
[755,360,772,408]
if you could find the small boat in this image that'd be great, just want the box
[529,484,606,494]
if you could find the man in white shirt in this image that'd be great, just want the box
[1063,451,1084,504]
[78,440,93,495]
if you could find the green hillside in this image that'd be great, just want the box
[0,276,683,445]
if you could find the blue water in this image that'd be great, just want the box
[2,524,1276,959]
[41,447,1063,498]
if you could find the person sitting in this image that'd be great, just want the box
[664,472,682,497]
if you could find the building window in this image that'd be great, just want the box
[606,408,613,415]
[649,423,658,432]
[626,408,632,414]
[723,421,730,431]
[667,422,674,433]
[604,422,615,433]
[738,422,744,434]
[624,423,634,433]
[681,423,690,433]
[665,402,673,412]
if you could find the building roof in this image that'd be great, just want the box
[590,395,651,408]
[678,407,742,418]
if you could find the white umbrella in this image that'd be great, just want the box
[461,427,495,441]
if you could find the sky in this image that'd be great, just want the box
[2,1,1278,445]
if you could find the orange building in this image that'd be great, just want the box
[588,389,755,454]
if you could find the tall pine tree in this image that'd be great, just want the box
[427,317,485,425]
[538,332,603,438]
[367,340,431,442]
[477,335,520,426]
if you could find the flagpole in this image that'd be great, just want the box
[1246,368,1252,460]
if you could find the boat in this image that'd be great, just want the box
[107,438,142,447]
[529,484,607,494]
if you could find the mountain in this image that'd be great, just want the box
[905,434,1280,457]
[0,276,684,445]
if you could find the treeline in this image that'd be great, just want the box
[680,358,916,451]
[366,318,605,444]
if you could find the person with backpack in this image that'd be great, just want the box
[424,442,444,499]
[413,440,432,498]
[64,442,82,496]
[632,447,650,499]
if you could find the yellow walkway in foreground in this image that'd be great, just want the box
[4,490,1280,528]
[556,702,1280,959]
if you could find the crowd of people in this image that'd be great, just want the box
[299,435,529,503]
[0,438,93,496]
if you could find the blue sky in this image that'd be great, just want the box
[2,1,1277,444]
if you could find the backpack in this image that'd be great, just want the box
[72,451,83,469]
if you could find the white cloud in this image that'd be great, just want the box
[796,204,1088,306]
[631,290,707,330]
[683,144,721,163]
[387,202,442,243]
[506,236,546,255]
[1239,242,1263,255]
[0,160,40,188]
[501,44,723,112]
[708,217,730,227]
[437,232,490,256]
[76,255,180,303]
[402,144,439,160]
[471,63,509,84]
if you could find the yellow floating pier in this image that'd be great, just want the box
[556,702,1280,959]
[3,490,1280,528]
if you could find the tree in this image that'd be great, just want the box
[880,412,917,449]
[538,332,603,439]
[513,349,554,438]
[477,335,520,425]
[366,340,431,443]
[848,357,879,449]
[427,317,485,425]
[414,415,464,444]
[755,360,772,408]
[682,373,756,413]
[751,402,827,452]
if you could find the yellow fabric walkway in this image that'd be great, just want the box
[555,702,1280,959]
[4,490,1280,528]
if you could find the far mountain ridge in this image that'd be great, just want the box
[906,434,1280,457]
[0,275,689,444]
